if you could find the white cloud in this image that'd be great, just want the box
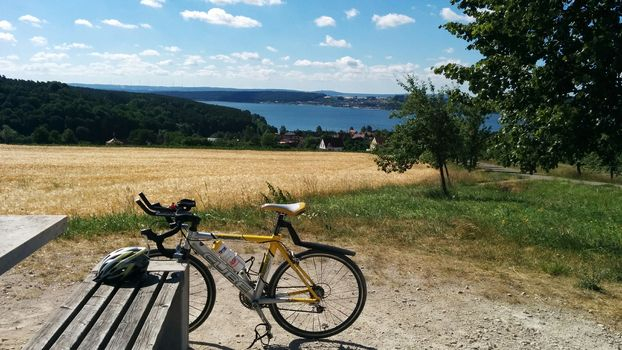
[19,15,45,27]
[0,20,15,31]
[157,59,172,65]
[231,51,260,60]
[30,36,47,46]
[140,23,152,29]
[372,13,415,29]
[440,8,475,23]
[369,63,418,75]
[261,58,273,65]
[102,19,138,29]
[141,0,165,8]
[0,32,16,43]
[314,16,336,27]
[210,54,236,63]
[180,8,261,28]
[4,55,19,60]
[206,0,283,6]
[140,49,160,56]
[281,56,290,61]
[320,35,351,48]
[164,46,181,53]
[30,52,68,62]
[294,56,363,70]
[74,19,94,28]
[266,46,277,52]
[183,55,205,65]
[54,42,91,50]
[90,52,140,61]
[430,57,465,71]
[345,8,359,19]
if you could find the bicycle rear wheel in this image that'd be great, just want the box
[267,250,367,339]
[148,250,216,331]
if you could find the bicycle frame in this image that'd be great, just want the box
[183,229,321,305]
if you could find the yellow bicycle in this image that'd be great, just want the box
[135,193,367,345]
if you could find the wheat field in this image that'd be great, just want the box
[0,145,437,216]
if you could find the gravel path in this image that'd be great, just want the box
[2,251,620,350]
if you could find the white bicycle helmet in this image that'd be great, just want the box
[94,247,149,284]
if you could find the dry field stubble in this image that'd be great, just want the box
[0,145,437,216]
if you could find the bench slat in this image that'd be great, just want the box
[22,278,100,350]
[132,271,185,350]
[76,284,137,350]
[51,283,117,350]
[105,272,165,350]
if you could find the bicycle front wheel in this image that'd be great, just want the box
[267,250,367,339]
[149,250,216,332]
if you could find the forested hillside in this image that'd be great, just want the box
[0,76,274,146]
[152,90,326,103]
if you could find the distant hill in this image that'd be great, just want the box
[71,83,326,102]
[0,76,275,146]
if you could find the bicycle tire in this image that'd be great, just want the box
[148,250,216,332]
[267,250,367,339]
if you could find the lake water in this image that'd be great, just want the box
[202,101,398,131]
[202,101,500,132]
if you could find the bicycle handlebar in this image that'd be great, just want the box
[136,192,202,256]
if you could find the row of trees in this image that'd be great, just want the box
[0,76,275,146]
[377,0,621,194]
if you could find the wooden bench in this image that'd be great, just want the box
[23,261,189,350]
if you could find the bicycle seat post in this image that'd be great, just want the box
[273,213,286,235]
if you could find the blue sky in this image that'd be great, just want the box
[0,0,478,93]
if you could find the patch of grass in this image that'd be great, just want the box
[541,261,572,277]
[61,173,622,287]
[577,271,605,292]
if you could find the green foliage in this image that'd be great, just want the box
[260,131,277,147]
[0,76,273,146]
[260,182,294,203]
[577,271,605,292]
[375,77,464,194]
[541,261,571,277]
[437,0,622,175]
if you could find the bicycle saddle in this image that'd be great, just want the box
[260,202,306,216]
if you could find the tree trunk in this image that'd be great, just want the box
[576,163,582,176]
[439,162,448,196]
[444,163,451,185]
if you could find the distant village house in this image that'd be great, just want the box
[319,137,344,151]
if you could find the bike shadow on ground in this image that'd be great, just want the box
[189,338,377,350]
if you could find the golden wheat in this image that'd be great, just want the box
[0,145,437,216]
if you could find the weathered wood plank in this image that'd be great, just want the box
[132,267,188,350]
[22,280,99,350]
[26,262,187,350]
[76,285,137,350]
[0,215,67,275]
[50,283,117,350]
[105,273,164,350]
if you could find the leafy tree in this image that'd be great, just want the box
[0,125,20,144]
[436,0,622,174]
[279,125,287,135]
[61,129,77,144]
[450,92,491,171]
[260,131,277,147]
[31,126,50,144]
[375,77,462,195]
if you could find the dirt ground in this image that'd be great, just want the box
[1,242,621,350]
